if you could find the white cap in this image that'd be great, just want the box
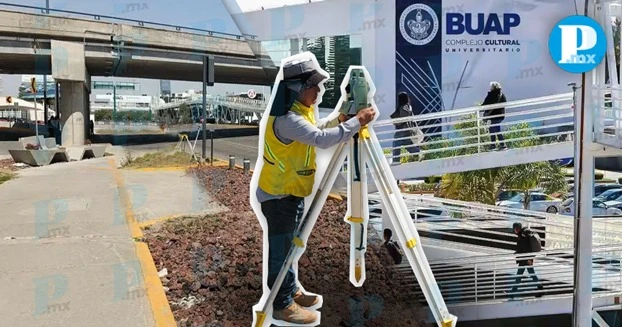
[490,81,501,89]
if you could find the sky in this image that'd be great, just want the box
[0,0,327,97]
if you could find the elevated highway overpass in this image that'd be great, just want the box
[0,37,275,85]
[0,7,278,84]
[0,4,280,148]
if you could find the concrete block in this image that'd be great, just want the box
[51,40,86,82]
[18,136,38,148]
[49,150,70,164]
[88,144,109,158]
[64,146,86,161]
[8,149,68,166]
[45,137,57,149]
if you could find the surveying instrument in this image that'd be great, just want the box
[253,65,456,327]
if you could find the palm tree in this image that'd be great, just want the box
[437,114,568,207]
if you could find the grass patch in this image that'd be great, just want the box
[0,170,16,185]
[121,150,199,169]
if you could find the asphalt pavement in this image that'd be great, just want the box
[106,135,261,168]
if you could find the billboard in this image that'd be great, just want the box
[394,0,582,115]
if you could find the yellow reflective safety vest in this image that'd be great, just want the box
[259,101,316,198]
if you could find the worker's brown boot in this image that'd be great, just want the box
[273,302,317,324]
[293,290,320,307]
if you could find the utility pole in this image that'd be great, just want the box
[201,55,214,159]
[571,78,594,326]
[43,0,49,122]
[202,57,207,159]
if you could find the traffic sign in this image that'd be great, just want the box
[30,77,36,93]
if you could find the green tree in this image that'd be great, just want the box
[178,103,193,124]
[94,109,113,121]
[437,114,567,207]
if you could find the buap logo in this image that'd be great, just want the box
[548,15,606,73]
[399,3,439,46]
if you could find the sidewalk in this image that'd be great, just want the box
[0,156,223,327]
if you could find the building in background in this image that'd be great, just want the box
[90,79,158,112]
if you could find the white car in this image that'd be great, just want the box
[560,199,622,216]
[496,192,563,213]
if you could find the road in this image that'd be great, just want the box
[108,135,261,168]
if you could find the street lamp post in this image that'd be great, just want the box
[571,76,594,326]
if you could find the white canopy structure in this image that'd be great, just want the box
[0,95,55,124]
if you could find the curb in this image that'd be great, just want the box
[108,158,176,327]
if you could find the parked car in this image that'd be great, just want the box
[560,198,622,216]
[594,188,622,203]
[594,184,622,197]
[565,183,622,200]
[496,192,563,213]
[497,190,523,202]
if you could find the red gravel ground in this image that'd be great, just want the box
[0,159,20,171]
[143,166,425,327]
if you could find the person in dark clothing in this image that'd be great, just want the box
[47,116,55,138]
[509,222,544,298]
[89,120,94,137]
[482,82,508,151]
[383,229,403,265]
[389,92,421,164]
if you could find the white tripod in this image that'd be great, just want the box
[253,66,456,327]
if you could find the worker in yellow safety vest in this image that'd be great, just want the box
[256,58,375,324]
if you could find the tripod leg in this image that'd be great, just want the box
[360,127,456,327]
[346,133,369,286]
[253,142,349,327]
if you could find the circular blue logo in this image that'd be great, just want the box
[548,15,606,73]
[400,3,439,46]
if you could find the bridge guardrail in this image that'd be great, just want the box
[0,2,257,40]
[372,92,575,164]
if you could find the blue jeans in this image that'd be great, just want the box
[261,196,304,310]
[488,118,505,147]
[510,263,543,295]
[392,130,420,163]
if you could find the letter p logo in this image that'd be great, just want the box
[548,15,606,74]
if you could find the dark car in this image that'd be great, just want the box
[594,188,622,203]
[594,184,622,197]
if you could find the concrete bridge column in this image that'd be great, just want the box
[58,81,90,146]
[51,40,91,146]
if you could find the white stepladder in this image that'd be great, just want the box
[253,66,456,327]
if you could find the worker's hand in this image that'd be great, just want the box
[338,113,349,123]
[356,107,376,126]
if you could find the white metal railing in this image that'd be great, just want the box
[399,245,622,305]
[367,194,622,305]
[372,92,575,163]
[152,94,267,113]
[593,85,622,146]
[370,194,622,250]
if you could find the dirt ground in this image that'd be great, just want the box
[143,166,425,327]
